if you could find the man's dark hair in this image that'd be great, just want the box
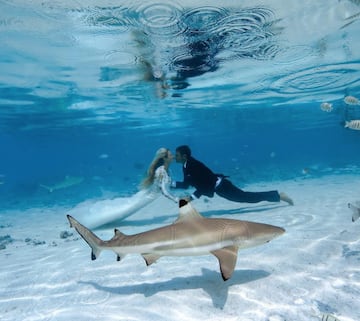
[176,145,192,157]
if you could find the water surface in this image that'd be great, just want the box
[0,0,360,210]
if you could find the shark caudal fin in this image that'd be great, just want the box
[67,215,103,260]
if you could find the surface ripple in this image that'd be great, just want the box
[270,61,360,95]
[79,5,131,34]
[181,6,228,33]
[134,2,185,36]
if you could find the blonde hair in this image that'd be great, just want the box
[140,148,169,189]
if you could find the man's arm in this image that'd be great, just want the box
[172,182,202,201]
[181,157,217,200]
[172,176,203,200]
[172,179,190,189]
[172,167,191,189]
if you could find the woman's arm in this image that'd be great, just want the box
[160,177,179,203]
[156,167,179,203]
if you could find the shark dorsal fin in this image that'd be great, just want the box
[176,200,203,222]
[114,229,122,236]
[113,229,127,261]
[111,229,127,244]
[113,229,127,238]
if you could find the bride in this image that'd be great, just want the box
[69,148,179,228]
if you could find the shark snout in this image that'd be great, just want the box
[278,227,286,234]
[274,226,286,237]
[264,226,285,242]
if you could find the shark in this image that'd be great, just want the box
[67,200,285,281]
[40,175,84,193]
[348,201,360,222]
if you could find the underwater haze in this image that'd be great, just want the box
[1,2,360,321]
[0,0,360,208]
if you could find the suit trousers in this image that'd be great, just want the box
[215,178,280,203]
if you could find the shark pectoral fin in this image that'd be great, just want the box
[142,253,161,266]
[211,246,239,281]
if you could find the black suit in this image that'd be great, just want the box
[175,156,218,198]
[175,156,280,203]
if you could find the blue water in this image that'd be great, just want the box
[1,1,360,210]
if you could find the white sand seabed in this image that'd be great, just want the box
[0,174,359,321]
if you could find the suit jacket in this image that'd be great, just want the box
[175,156,218,198]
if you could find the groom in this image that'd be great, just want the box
[172,145,293,205]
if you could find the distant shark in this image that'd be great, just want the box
[67,200,285,281]
[40,175,84,193]
[348,202,360,222]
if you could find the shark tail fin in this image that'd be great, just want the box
[67,215,104,260]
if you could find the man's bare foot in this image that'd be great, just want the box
[280,192,294,206]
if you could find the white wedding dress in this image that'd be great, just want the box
[69,166,178,228]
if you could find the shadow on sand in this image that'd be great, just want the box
[78,268,270,309]
[200,204,285,218]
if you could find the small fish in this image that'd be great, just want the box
[322,314,341,321]
[344,95,360,105]
[348,202,360,222]
[302,168,310,175]
[320,102,333,112]
[345,120,360,130]
[40,175,84,193]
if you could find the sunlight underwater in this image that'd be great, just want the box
[1,1,360,321]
